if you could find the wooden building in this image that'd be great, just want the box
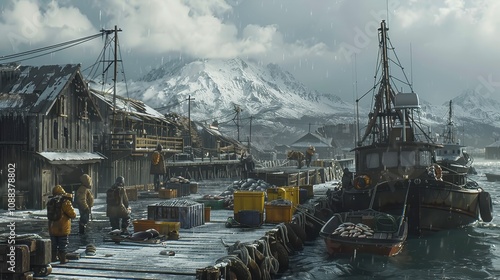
[0,64,103,209]
[195,121,247,159]
[90,90,183,191]
[485,140,500,160]
[290,132,336,159]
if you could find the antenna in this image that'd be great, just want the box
[410,43,413,91]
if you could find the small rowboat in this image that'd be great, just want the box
[319,209,408,256]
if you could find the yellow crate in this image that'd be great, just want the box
[265,204,293,223]
[132,220,180,235]
[159,188,177,199]
[282,186,300,206]
[266,187,287,202]
[233,191,265,214]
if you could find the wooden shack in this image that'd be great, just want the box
[0,63,104,209]
[290,132,336,159]
[91,89,184,191]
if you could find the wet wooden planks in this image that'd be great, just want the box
[43,211,275,279]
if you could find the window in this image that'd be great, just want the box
[78,97,89,119]
[400,151,416,167]
[382,151,398,168]
[366,153,380,168]
[419,150,432,166]
[57,95,67,117]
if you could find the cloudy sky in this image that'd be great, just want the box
[1,0,499,105]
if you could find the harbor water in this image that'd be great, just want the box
[282,158,500,280]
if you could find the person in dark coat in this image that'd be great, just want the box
[150,143,166,191]
[75,174,94,234]
[106,176,131,234]
[47,185,76,264]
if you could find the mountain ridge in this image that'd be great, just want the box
[117,58,500,151]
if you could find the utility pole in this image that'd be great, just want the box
[234,105,242,141]
[188,95,195,147]
[248,115,253,152]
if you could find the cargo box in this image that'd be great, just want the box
[147,200,205,228]
[197,199,225,210]
[133,220,181,234]
[299,184,314,198]
[235,210,262,227]
[0,244,30,274]
[266,187,287,202]
[233,191,265,214]
[265,204,293,223]
[159,189,177,199]
[165,183,190,197]
[125,187,138,201]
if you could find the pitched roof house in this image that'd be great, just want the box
[0,63,103,209]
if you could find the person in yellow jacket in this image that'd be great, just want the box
[47,185,76,264]
[75,174,94,234]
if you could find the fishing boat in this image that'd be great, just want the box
[485,173,500,182]
[328,20,493,235]
[435,100,476,176]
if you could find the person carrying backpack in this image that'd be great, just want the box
[106,176,131,235]
[75,174,94,234]
[47,185,76,264]
[150,143,166,191]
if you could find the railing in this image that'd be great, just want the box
[110,133,183,153]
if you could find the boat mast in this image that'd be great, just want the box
[444,100,455,144]
[360,20,397,144]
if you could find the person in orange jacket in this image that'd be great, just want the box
[47,185,77,264]
[75,174,94,234]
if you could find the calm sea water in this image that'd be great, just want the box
[280,158,500,280]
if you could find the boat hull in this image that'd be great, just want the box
[485,173,500,182]
[339,180,480,234]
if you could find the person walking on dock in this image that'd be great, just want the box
[106,176,131,234]
[47,185,76,264]
[75,174,94,234]
[150,143,166,191]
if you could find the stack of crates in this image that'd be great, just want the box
[233,191,265,227]
[147,199,204,229]
[125,187,138,201]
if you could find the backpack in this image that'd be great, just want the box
[151,151,161,165]
[106,187,121,206]
[47,196,63,221]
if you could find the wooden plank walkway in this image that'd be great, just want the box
[42,210,276,279]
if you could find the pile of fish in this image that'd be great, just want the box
[332,222,374,238]
[218,178,276,197]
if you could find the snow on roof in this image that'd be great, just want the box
[0,64,80,116]
[38,152,105,164]
[91,89,168,122]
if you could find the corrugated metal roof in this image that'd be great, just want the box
[0,64,79,116]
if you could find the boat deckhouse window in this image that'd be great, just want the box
[401,151,416,167]
[419,150,432,166]
[366,153,380,168]
[382,151,398,168]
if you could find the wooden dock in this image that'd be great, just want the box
[43,210,277,279]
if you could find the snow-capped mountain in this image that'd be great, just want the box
[122,58,355,150]
[116,58,500,151]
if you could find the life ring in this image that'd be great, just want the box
[479,191,493,222]
[353,175,371,190]
[434,164,443,181]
